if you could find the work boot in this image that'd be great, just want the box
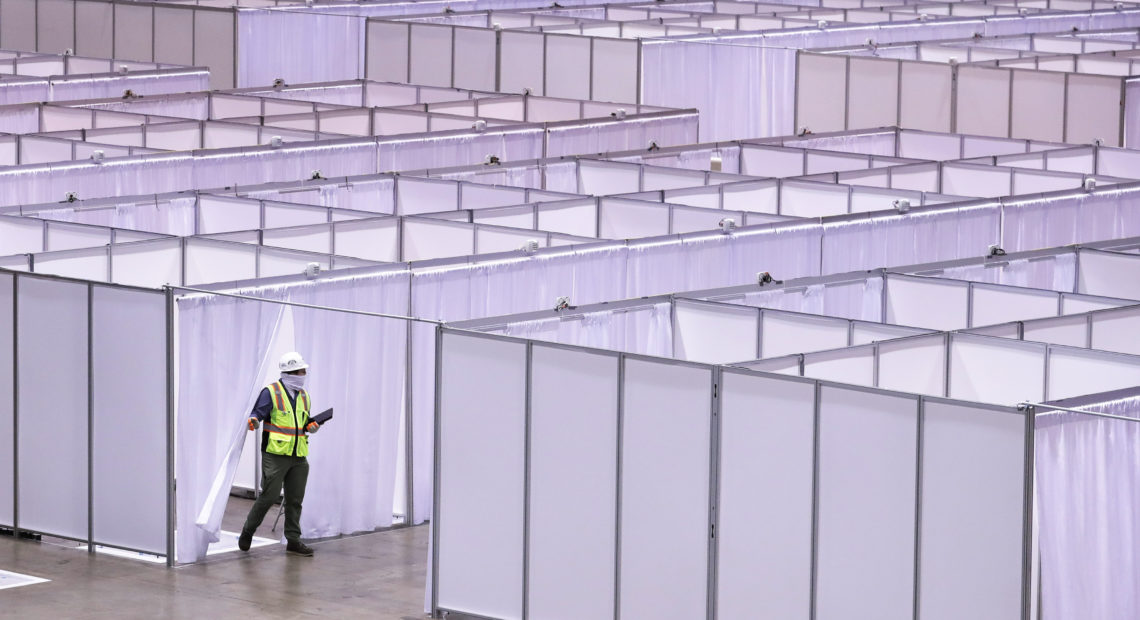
[238,530,253,552]
[286,540,314,557]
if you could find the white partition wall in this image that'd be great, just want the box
[15,275,89,541]
[0,273,12,528]
[527,344,618,620]
[436,331,527,620]
[717,371,815,620]
[619,357,712,620]
[919,399,1027,620]
[815,385,918,620]
[91,285,168,555]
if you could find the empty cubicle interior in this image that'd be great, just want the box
[433,327,1031,620]
[0,269,172,563]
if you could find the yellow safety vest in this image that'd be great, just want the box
[264,381,311,457]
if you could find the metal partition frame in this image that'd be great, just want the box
[431,326,1033,620]
[0,269,175,565]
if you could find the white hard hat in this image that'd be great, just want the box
[279,351,309,373]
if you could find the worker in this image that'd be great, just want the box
[238,351,321,557]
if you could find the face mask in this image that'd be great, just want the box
[281,373,306,391]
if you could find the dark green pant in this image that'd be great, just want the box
[242,452,309,543]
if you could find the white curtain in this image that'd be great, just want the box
[237,10,363,88]
[288,276,409,537]
[545,114,699,158]
[175,292,285,563]
[1036,390,1140,620]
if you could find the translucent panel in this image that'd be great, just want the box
[16,276,89,540]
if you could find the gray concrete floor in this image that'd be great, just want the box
[0,497,429,620]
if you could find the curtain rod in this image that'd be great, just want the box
[1020,402,1140,424]
[171,285,442,325]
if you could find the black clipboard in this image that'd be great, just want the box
[308,408,334,427]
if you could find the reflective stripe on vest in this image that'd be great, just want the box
[265,381,310,457]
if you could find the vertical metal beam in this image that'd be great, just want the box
[613,354,626,620]
[404,275,415,525]
[431,325,444,617]
[87,284,94,555]
[706,367,722,620]
[165,286,176,567]
[520,342,535,618]
[1020,405,1035,620]
[11,275,18,538]
[911,397,926,620]
[808,380,822,620]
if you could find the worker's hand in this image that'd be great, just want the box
[247,417,260,431]
[306,421,319,434]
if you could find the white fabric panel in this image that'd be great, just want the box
[257,249,329,279]
[332,218,399,262]
[1090,307,1140,355]
[877,335,947,397]
[184,240,256,286]
[971,285,1059,326]
[642,166,706,191]
[804,347,875,386]
[403,219,474,261]
[900,62,952,132]
[473,205,534,229]
[92,286,167,554]
[761,312,848,358]
[453,28,496,91]
[194,9,236,89]
[1066,74,1124,146]
[1024,315,1088,347]
[75,1,113,58]
[1,0,36,50]
[397,178,460,215]
[263,203,327,229]
[114,3,154,61]
[46,223,111,252]
[671,205,736,234]
[599,199,669,240]
[579,160,640,195]
[956,67,1011,138]
[673,300,758,364]
[886,276,969,330]
[154,7,194,65]
[1046,347,1140,400]
[545,35,591,100]
[942,165,1011,198]
[16,276,88,540]
[717,372,814,620]
[499,31,545,96]
[437,332,525,619]
[816,386,917,620]
[919,401,1025,620]
[366,22,410,83]
[851,322,929,345]
[740,146,805,178]
[461,184,526,209]
[410,24,454,88]
[1011,70,1066,142]
[263,226,332,255]
[796,53,847,134]
[1078,251,1140,299]
[0,216,44,254]
[0,273,11,527]
[950,336,1045,405]
[592,38,638,104]
[848,57,899,129]
[619,358,711,620]
[780,182,848,217]
[528,345,618,620]
[536,200,596,238]
[967,323,1021,339]
[35,247,108,282]
[475,227,541,255]
[112,239,182,288]
[198,196,261,234]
